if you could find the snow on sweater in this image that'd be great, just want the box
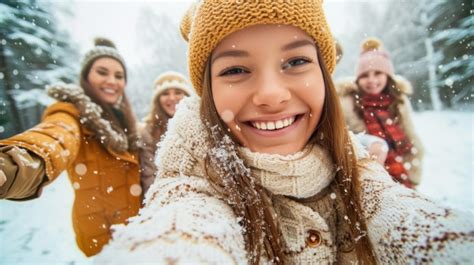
[96,97,474,264]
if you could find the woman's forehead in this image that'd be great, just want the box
[92,57,124,72]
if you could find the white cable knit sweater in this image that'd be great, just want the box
[97,97,474,264]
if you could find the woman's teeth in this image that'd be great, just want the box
[251,116,296,131]
[103,88,116,94]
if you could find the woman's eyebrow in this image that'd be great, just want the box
[95,66,108,71]
[281,39,316,51]
[211,50,250,64]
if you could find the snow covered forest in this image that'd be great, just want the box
[0,0,472,264]
[0,0,472,129]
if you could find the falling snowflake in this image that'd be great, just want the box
[221,109,234,122]
[445,78,454,87]
[403,162,412,170]
[60,150,70,157]
[74,163,87,175]
[130,184,142,197]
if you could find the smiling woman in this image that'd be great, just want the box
[86,57,126,105]
[0,38,143,257]
[337,38,425,189]
[210,25,325,155]
[138,71,193,195]
[96,1,473,264]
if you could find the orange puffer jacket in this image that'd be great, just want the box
[0,101,141,256]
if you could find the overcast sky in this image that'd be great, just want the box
[57,0,191,66]
[58,0,387,67]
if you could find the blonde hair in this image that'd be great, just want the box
[143,92,172,140]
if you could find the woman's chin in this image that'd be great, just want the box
[98,95,119,105]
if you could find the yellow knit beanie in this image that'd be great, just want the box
[180,0,336,96]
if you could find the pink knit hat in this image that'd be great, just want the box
[355,38,394,79]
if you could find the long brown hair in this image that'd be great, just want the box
[143,92,172,140]
[200,50,377,264]
[80,56,138,152]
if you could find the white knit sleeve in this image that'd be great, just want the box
[95,176,247,264]
[358,160,474,264]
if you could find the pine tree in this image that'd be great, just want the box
[427,0,473,108]
[0,0,78,136]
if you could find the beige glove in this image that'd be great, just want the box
[0,146,46,199]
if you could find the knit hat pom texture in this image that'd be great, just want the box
[180,0,335,96]
[361,38,382,53]
[154,71,194,97]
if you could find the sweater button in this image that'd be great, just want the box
[306,229,321,248]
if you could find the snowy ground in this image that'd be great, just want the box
[0,110,472,264]
[415,111,473,213]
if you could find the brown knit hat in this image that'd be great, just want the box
[180,0,336,96]
[81,38,127,80]
[355,37,394,79]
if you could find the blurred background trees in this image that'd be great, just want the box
[127,7,188,119]
[0,0,78,138]
[333,0,472,111]
[0,0,472,138]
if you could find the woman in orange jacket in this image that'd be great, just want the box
[0,38,142,257]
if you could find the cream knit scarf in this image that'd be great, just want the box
[238,144,336,199]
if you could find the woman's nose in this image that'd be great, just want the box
[106,75,117,86]
[252,72,291,108]
[169,93,177,101]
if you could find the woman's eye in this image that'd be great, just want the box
[219,67,249,76]
[116,75,124,80]
[359,73,368,79]
[291,58,310,66]
[97,70,107,76]
[283,57,312,70]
